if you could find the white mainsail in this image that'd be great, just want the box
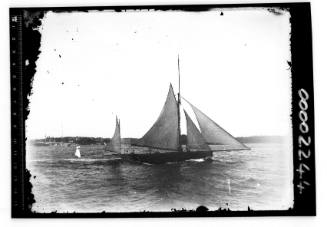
[107,116,121,153]
[137,84,180,150]
[184,110,211,151]
[186,100,249,150]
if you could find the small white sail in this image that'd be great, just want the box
[75,146,81,158]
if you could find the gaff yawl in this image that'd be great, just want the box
[108,85,249,164]
[106,60,249,164]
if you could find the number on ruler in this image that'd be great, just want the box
[12,16,17,22]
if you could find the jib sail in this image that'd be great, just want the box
[187,101,249,150]
[184,110,211,151]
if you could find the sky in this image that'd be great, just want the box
[26,7,292,139]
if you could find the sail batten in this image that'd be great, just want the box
[184,110,211,151]
[185,99,249,150]
[137,84,180,150]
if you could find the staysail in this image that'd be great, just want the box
[184,110,211,151]
[187,100,249,150]
[108,116,121,153]
[137,84,179,150]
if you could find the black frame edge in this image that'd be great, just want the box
[10,2,315,218]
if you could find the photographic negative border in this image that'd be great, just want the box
[10,2,315,217]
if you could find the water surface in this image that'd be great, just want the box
[27,142,293,213]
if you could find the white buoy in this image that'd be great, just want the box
[227,178,231,194]
[75,145,81,158]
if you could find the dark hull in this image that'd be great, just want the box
[120,150,213,164]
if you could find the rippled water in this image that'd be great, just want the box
[27,142,293,213]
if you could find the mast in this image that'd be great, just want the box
[177,55,181,151]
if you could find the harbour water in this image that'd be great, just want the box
[27,142,293,213]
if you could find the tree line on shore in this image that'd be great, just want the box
[30,135,286,146]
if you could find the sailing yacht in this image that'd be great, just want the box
[106,83,249,164]
[106,57,249,163]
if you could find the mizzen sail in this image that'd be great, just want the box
[184,110,211,151]
[108,116,121,153]
[187,101,249,150]
[137,84,179,150]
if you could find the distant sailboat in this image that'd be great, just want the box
[75,145,81,158]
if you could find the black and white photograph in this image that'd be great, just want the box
[9,3,315,217]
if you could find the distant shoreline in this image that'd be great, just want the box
[28,135,287,146]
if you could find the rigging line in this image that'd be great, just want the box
[178,54,181,97]
[181,96,192,106]
[177,54,182,150]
